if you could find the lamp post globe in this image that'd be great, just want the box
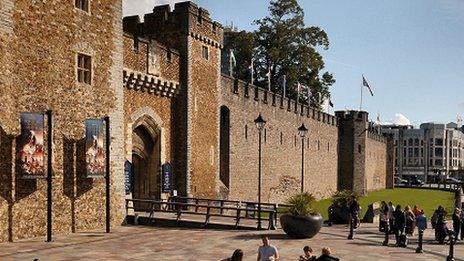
[254,114,266,131]
[298,123,308,138]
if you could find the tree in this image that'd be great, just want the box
[223,29,255,81]
[229,0,335,109]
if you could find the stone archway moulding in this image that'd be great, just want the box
[130,107,165,163]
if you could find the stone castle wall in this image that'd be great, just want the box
[365,133,388,192]
[221,76,339,202]
[0,0,124,243]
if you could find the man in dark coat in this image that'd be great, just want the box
[393,204,405,245]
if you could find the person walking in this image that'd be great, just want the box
[379,201,388,232]
[257,235,279,261]
[299,246,316,261]
[461,207,464,240]
[436,209,448,244]
[404,205,416,236]
[452,208,461,240]
[388,201,395,234]
[348,195,360,228]
[416,209,427,233]
[393,204,405,245]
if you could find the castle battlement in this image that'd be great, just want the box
[367,131,387,143]
[336,110,387,143]
[221,74,338,127]
[123,1,223,48]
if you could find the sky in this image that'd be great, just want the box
[123,0,464,126]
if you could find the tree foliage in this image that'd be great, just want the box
[227,0,335,109]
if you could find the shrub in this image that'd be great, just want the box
[331,190,359,208]
[284,192,318,216]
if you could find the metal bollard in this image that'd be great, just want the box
[348,214,354,240]
[447,232,455,261]
[416,229,423,253]
[383,221,389,246]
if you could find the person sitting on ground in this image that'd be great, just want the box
[452,208,461,240]
[315,247,340,261]
[416,209,427,234]
[299,246,316,261]
[257,235,279,261]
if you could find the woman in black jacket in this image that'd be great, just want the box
[393,205,405,245]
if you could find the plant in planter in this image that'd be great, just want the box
[328,190,359,224]
[280,193,323,239]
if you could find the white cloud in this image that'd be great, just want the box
[123,0,186,17]
[391,113,411,126]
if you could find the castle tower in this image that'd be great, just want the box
[336,111,369,195]
[123,2,224,198]
[336,110,394,195]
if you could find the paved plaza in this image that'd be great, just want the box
[0,222,463,260]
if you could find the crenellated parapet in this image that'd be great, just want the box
[123,69,179,98]
[221,74,337,126]
[367,131,387,143]
[123,1,223,49]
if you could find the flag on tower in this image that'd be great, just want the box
[265,70,271,91]
[297,82,302,103]
[230,49,236,67]
[280,75,286,97]
[248,59,254,85]
[362,75,374,96]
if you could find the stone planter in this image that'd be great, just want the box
[280,213,323,239]
[329,205,350,224]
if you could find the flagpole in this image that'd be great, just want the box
[360,75,364,111]
[283,75,286,97]
[229,50,233,77]
[297,83,300,104]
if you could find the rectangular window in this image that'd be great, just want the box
[77,53,91,85]
[202,46,209,60]
[75,0,89,12]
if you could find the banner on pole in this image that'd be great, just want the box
[85,119,106,177]
[161,162,173,193]
[19,112,45,178]
[124,160,133,195]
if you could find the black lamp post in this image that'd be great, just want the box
[298,123,309,193]
[254,114,266,229]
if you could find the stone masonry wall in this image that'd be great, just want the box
[365,134,388,192]
[0,0,124,243]
[221,76,339,202]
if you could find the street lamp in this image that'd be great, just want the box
[298,123,309,193]
[254,114,266,229]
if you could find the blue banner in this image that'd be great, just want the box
[162,163,173,193]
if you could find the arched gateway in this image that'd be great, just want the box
[130,109,164,210]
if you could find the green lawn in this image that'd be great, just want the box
[312,188,456,220]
